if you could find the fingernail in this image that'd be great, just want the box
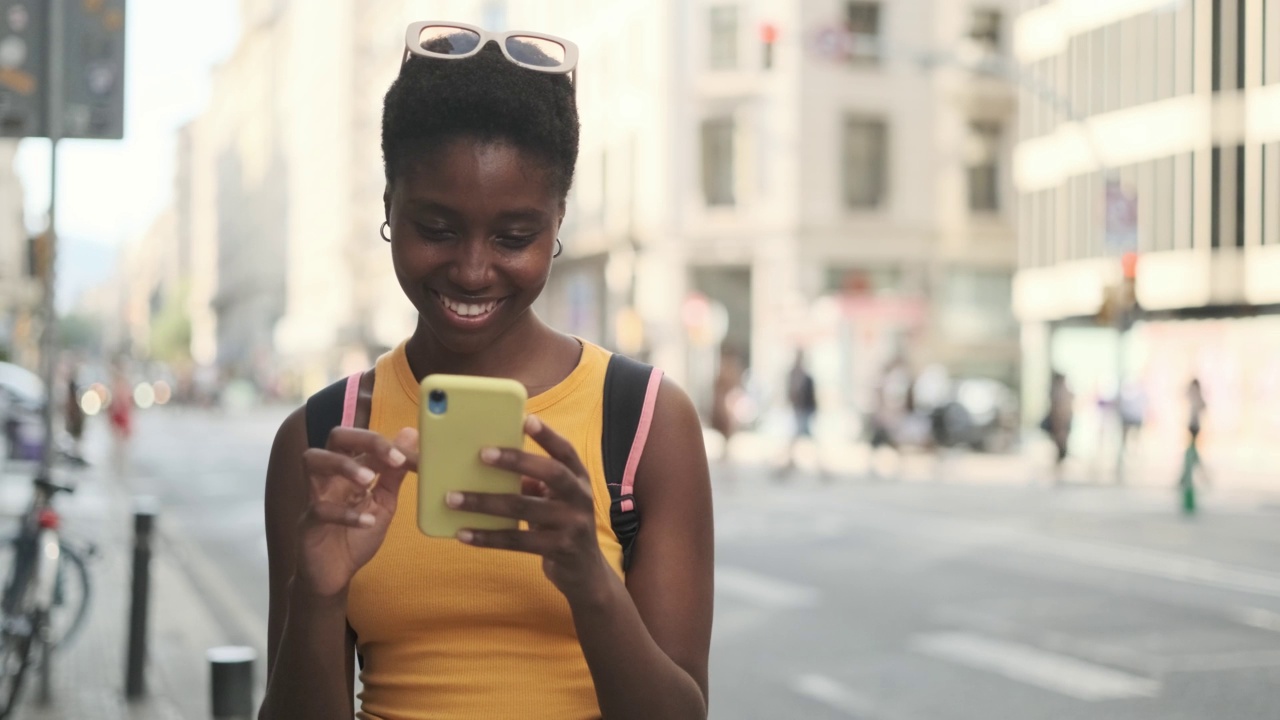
[480,447,500,463]
[445,492,464,508]
[457,529,474,543]
[387,448,406,467]
[525,415,542,433]
[357,513,376,528]
[356,467,376,486]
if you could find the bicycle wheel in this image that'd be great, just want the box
[47,543,90,651]
[0,538,89,651]
[0,595,37,719]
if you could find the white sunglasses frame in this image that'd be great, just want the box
[403,21,580,79]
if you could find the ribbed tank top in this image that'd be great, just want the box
[349,340,623,720]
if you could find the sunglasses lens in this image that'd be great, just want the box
[417,26,481,55]
[504,36,567,68]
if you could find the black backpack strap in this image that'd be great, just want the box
[305,377,349,449]
[302,369,375,673]
[602,353,663,572]
[304,370,375,448]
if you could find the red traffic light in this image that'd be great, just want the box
[1121,252,1138,280]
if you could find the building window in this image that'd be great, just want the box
[709,5,738,71]
[701,117,736,207]
[842,116,887,209]
[967,121,1001,212]
[845,2,881,64]
[968,8,1002,55]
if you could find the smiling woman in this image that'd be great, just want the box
[259,21,714,720]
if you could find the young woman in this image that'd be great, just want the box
[259,23,714,720]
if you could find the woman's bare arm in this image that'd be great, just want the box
[576,378,715,718]
[259,408,355,719]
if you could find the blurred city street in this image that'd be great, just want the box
[36,404,1269,720]
[1,0,1280,716]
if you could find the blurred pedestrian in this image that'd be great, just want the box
[107,363,132,479]
[777,349,819,480]
[1117,380,1145,458]
[867,360,910,480]
[1178,378,1211,510]
[63,366,86,463]
[1042,371,1074,483]
[710,346,744,466]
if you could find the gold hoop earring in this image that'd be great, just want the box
[553,238,563,258]
[380,221,391,242]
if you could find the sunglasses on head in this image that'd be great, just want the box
[403,21,578,87]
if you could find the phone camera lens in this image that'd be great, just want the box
[427,388,448,415]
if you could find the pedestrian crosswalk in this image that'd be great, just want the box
[910,631,1160,701]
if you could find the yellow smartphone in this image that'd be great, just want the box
[418,374,528,538]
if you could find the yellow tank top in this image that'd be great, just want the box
[348,339,623,720]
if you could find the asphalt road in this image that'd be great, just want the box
[122,405,1280,719]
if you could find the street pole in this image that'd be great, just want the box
[33,2,64,703]
[36,0,65,483]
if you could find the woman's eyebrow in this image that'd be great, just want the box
[492,208,549,222]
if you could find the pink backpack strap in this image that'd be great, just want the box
[619,368,663,512]
[339,372,361,428]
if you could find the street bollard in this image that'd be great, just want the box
[125,496,160,698]
[208,646,257,719]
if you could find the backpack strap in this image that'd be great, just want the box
[602,353,663,572]
[304,370,375,448]
[302,368,376,673]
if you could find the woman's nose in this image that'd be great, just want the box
[447,238,494,291]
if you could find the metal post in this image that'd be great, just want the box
[208,646,257,719]
[36,0,66,483]
[125,497,158,698]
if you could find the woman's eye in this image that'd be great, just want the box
[498,234,538,249]
[416,224,456,241]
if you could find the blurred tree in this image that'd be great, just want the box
[56,313,103,354]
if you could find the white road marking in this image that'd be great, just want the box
[1235,606,1280,633]
[911,632,1160,701]
[715,566,820,609]
[791,674,880,717]
[839,507,1280,600]
[1155,650,1280,673]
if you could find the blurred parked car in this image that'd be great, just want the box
[0,361,47,463]
[931,377,1019,453]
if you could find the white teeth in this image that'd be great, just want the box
[439,294,498,318]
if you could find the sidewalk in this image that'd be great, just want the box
[0,444,261,718]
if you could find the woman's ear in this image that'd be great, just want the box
[383,183,392,223]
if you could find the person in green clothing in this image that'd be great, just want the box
[1178,378,1210,512]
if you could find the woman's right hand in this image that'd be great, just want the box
[295,427,419,599]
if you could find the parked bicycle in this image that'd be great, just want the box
[0,475,94,717]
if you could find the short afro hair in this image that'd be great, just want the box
[381,38,579,200]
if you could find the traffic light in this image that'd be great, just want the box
[0,0,49,136]
[0,0,126,140]
[61,0,126,139]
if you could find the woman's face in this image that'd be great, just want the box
[387,137,563,355]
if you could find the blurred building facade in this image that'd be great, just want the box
[161,0,1023,410]
[429,0,1023,424]
[0,141,38,366]
[1012,0,1280,468]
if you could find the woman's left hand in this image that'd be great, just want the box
[446,414,610,603]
